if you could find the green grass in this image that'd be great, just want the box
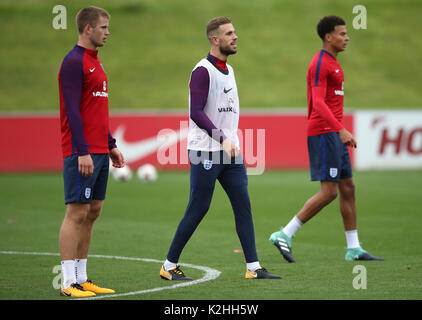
[0,170,421,300]
[1,0,421,304]
[1,0,421,111]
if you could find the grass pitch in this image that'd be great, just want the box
[1,0,422,111]
[0,169,421,300]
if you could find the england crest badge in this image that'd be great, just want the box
[85,187,92,199]
[203,159,212,170]
[329,168,338,178]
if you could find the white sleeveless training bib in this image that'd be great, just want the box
[187,58,240,151]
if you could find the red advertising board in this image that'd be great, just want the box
[0,112,354,172]
[1,114,63,172]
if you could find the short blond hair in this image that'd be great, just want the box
[76,6,110,34]
[206,16,232,41]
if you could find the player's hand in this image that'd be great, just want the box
[222,138,239,158]
[339,128,357,148]
[78,154,94,177]
[109,148,126,168]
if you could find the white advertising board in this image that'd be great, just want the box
[355,110,422,169]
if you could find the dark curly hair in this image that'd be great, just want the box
[317,16,345,41]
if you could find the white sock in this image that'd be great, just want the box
[61,260,76,289]
[164,259,177,271]
[75,258,88,284]
[345,230,360,249]
[246,261,261,271]
[283,216,303,238]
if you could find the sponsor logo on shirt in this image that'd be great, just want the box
[92,81,108,97]
[218,107,236,113]
[334,81,344,96]
[92,91,108,97]
[218,98,237,113]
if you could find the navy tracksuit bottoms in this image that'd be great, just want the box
[166,150,258,263]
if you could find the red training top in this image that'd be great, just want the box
[306,49,344,136]
[58,45,115,158]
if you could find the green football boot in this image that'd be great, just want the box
[269,228,295,263]
[345,247,384,261]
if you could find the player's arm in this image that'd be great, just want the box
[189,66,225,142]
[108,130,126,168]
[60,57,93,176]
[311,65,356,148]
[189,67,237,157]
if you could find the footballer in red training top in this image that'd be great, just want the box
[307,48,344,137]
[59,44,114,158]
[269,16,383,263]
[57,6,126,298]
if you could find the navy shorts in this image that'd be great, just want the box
[63,154,109,204]
[307,132,352,182]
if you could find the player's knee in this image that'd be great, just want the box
[341,179,355,198]
[74,212,88,225]
[320,181,339,202]
[86,209,101,221]
[193,201,211,216]
[346,183,355,197]
[190,189,213,213]
[65,211,87,226]
[329,191,338,202]
[325,189,338,202]
[87,203,102,221]
[86,210,101,222]
[65,204,89,225]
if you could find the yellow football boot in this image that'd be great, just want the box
[60,283,96,297]
[245,268,281,279]
[79,280,115,294]
[160,265,193,281]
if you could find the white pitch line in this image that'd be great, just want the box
[0,251,221,300]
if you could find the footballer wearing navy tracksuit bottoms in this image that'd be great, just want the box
[160,17,280,280]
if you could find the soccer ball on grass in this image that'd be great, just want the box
[137,164,158,183]
[110,164,133,182]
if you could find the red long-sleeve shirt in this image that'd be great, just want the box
[306,49,344,136]
[58,45,115,158]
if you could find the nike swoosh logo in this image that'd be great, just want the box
[223,87,232,94]
[61,289,71,296]
[90,67,96,73]
[246,271,257,278]
[112,125,189,163]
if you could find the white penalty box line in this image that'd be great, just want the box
[0,251,221,300]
